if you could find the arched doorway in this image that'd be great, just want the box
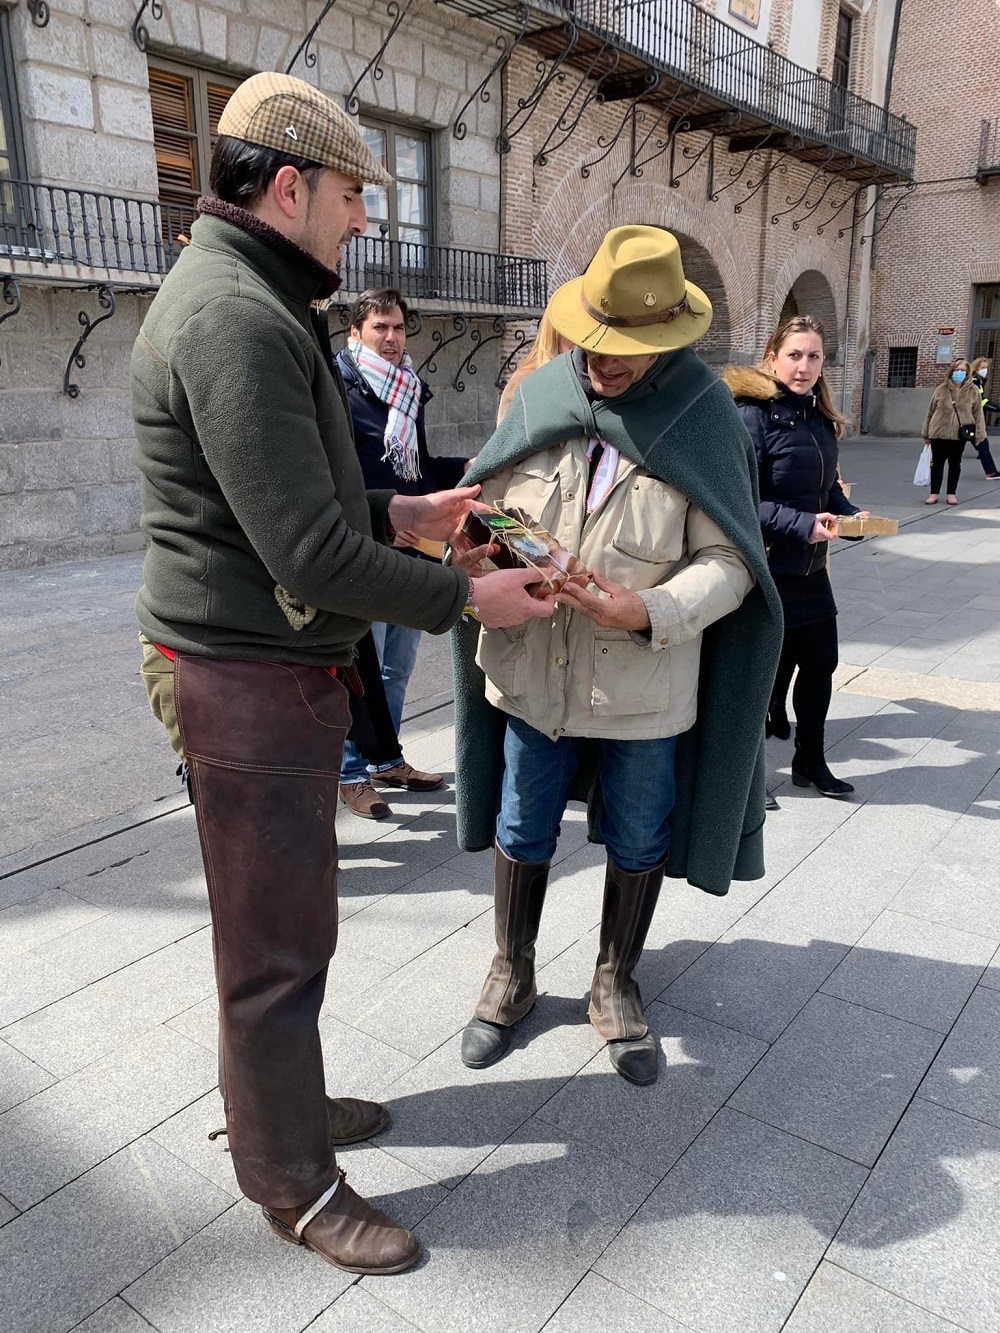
[777,270,839,362]
[636,226,732,363]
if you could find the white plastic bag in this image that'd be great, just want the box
[913,444,931,487]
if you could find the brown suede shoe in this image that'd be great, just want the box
[209,1096,389,1148]
[328,1096,390,1145]
[264,1171,420,1275]
[372,762,444,792]
[339,780,391,819]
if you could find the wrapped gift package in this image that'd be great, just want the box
[835,514,898,537]
[452,505,589,597]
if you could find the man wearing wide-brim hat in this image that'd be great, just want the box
[454,225,783,1085]
[131,72,556,1277]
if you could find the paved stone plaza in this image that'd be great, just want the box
[1,438,999,1333]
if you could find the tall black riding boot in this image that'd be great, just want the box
[791,732,854,797]
[461,845,551,1069]
[588,858,666,1086]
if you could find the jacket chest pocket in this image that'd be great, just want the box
[612,476,687,564]
[500,458,563,531]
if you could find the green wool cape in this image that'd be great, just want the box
[451,348,784,896]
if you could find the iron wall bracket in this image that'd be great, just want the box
[346,0,417,116]
[63,284,116,399]
[454,317,505,392]
[0,276,22,367]
[26,0,50,28]
[286,0,340,73]
[131,0,164,52]
[453,7,530,143]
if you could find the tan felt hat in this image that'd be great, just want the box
[547,225,713,357]
[218,72,392,186]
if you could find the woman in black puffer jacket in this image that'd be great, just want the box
[723,314,863,798]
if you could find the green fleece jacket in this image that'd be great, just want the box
[131,207,467,665]
[453,349,784,895]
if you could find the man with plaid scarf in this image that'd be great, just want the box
[337,288,467,818]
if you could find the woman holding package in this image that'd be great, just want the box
[724,314,861,798]
[970,356,1000,478]
[921,359,986,504]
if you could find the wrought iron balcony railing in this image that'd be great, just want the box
[978,119,1000,183]
[0,178,547,310]
[339,235,547,309]
[438,0,916,182]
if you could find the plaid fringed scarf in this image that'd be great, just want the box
[348,338,422,482]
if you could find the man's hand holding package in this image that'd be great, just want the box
[555,568,652,632]
[388,485,482,545]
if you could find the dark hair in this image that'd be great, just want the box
[349,287,409,331]
[209,135,324,210]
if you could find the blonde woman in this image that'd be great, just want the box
[724,314,862,798]
[496,311,572,423]
[969,356,999,478]
[921,359,986,504]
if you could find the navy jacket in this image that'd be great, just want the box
[336,348,466,498]
[723,366,857,577]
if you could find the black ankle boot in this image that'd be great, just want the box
[791,740,854,797]
[765,698,791,740]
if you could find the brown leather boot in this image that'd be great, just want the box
[461,845,551,1069]
[264,1170,419,1274]
[210,1095,388,1147]
[588,859,666,1086]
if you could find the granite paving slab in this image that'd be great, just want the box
[1,939,216,1076]
[335,864,492,969]
[374,1015,603,1187]
[783,1263,963,1332]
[728,993,941,1166]
[147,1091,238,1199]
[0,1191,17,1226]
[540,1273,693,1333]
[0,1138,232,1333]
[325,914,495,1060]
[318,1013,418,1104]
[831,1099,1000,1333]
[124,1196,352,1333]
[0,1034,55,1113]
[72,1297,169,1333]
[661,924,848,1044]
[595,1108,868,1333]
[333,1142,449,1232]
[0,1025,216,1208]
[366,1122,657,1333]
[536,1001,768,1177]
[820,909,995,1033]
[890,858,1000,941]
[0,887,108,960]
[918,985,1000,1128]
[310,1287,423,1333]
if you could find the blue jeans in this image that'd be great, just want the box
[495,716,677,872]
[340,622,422,784]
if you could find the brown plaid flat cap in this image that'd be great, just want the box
[218,72,391,186]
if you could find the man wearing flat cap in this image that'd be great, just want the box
[131,72,552,1274]
[454,225,783,1086]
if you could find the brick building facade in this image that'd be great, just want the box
[868,0,1000,436]
[1,0,912,567]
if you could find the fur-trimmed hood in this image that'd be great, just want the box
[719,364,783,403]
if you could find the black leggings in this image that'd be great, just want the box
[929,438,963,495]
[771,615,839,746]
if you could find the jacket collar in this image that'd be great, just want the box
[192,197,341,304]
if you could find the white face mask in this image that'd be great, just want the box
[978,367,989,378]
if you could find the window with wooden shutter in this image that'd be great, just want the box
[148,60,238,207]
[148,60,238,261]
